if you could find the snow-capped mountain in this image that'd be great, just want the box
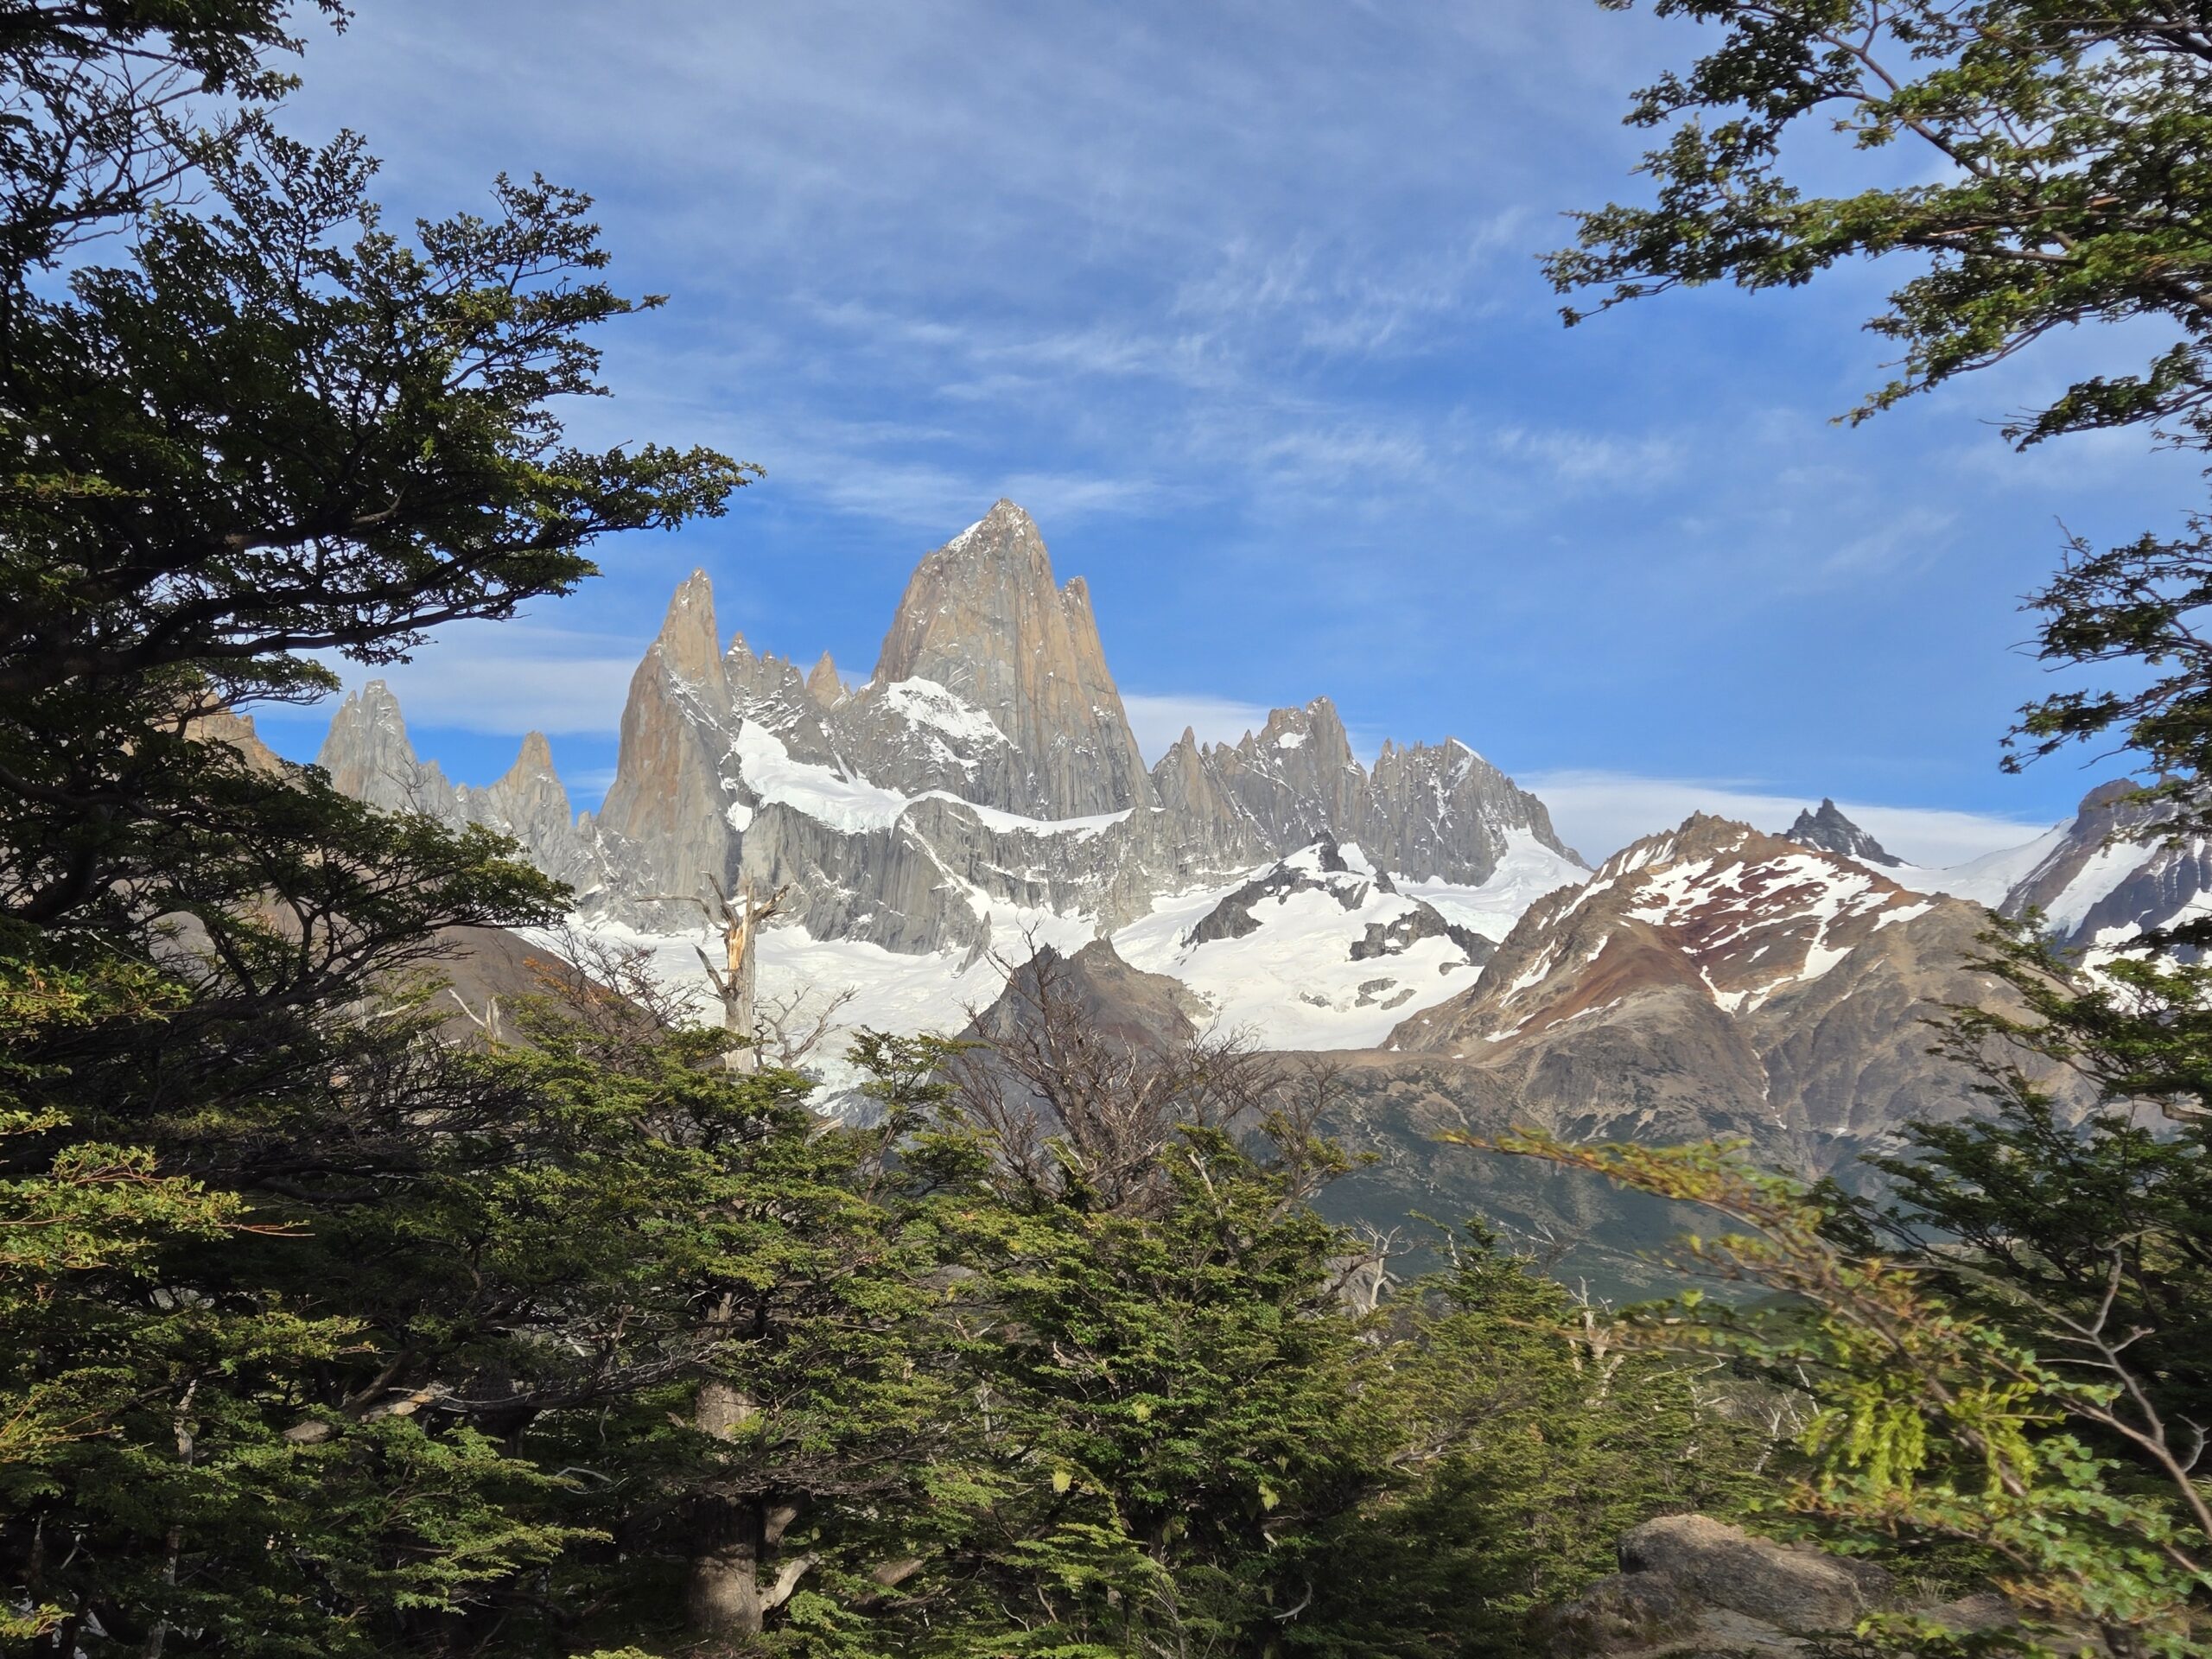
[310,498,2176,1213]
[1774,786,2212,950]
[1385,813,2071,1155]
[319,499,1585,974]
[1991,781,2212,947]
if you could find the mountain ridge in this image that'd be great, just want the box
[318,500,1583,956]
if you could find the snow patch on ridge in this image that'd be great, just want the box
[880,677,1013,751]
[730,721,1129,840]
[1403,832,1588,942]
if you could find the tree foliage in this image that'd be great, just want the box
[1486,1130,2211,1658]
[1550,2,2212,821]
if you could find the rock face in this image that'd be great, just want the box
[314,681,597,890]
[1166,702,1569,887]
[867,499,1148,817]
[965,938,1205,1054]
[593,573,743,912]
[317,679,450,812]
[1783,798,1900,868]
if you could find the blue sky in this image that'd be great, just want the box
[247,0,2198,864]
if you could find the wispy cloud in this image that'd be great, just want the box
[1121,693,1276,762]
[1522,769,2054,868]
[1490,424,1685,488]
[312,622,644,737]
[256,0,2140,841]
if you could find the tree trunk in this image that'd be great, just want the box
[684,1492,766,1641]
[684,1379,805,1643]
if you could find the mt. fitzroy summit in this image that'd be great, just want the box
[318,499,1586,977]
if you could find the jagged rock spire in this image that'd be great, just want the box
[656,569,728,700]
[316,679,451,813]
[1784,798,1902,868]
[597,569,742,906]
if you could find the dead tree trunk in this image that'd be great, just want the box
[692,879,787,1075]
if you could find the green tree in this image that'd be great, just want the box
[1548,3,2212,834]
[1865,922,2212,1480]
[1550,17,2212,1637]
[461,1007,970,1658]
[908,1110,1395,1658]
[1300,1228,1768,1659]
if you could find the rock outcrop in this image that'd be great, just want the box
[314,681,598,891]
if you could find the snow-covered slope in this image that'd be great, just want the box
[562,833,1555,1065]
[1401,830,1590,944]
[1112,841,1492,1050]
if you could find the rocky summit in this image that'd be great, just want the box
[1782,798,1900,867]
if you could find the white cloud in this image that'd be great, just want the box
[1121,693,1275,762]
[316,621,642,736]
[1522,768,2056,869]
[1490,424,1685,488]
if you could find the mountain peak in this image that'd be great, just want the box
[805,651,842,709]
[511,731,555,773]
[868,503,1148,817]
[1785,798,1902,868]
[936,498,1047,570]
[656,569,727,694]
[316,680,450,812]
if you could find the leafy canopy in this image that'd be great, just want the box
[1552,3,2212,826]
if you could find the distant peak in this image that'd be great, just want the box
[945,498,1042,556]
[515,731,553,770]
[1785,798,1902,868]
[805,650,842,709]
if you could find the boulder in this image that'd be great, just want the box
[1540,1514,1891,1656]
[1618,1514,1890,1630]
